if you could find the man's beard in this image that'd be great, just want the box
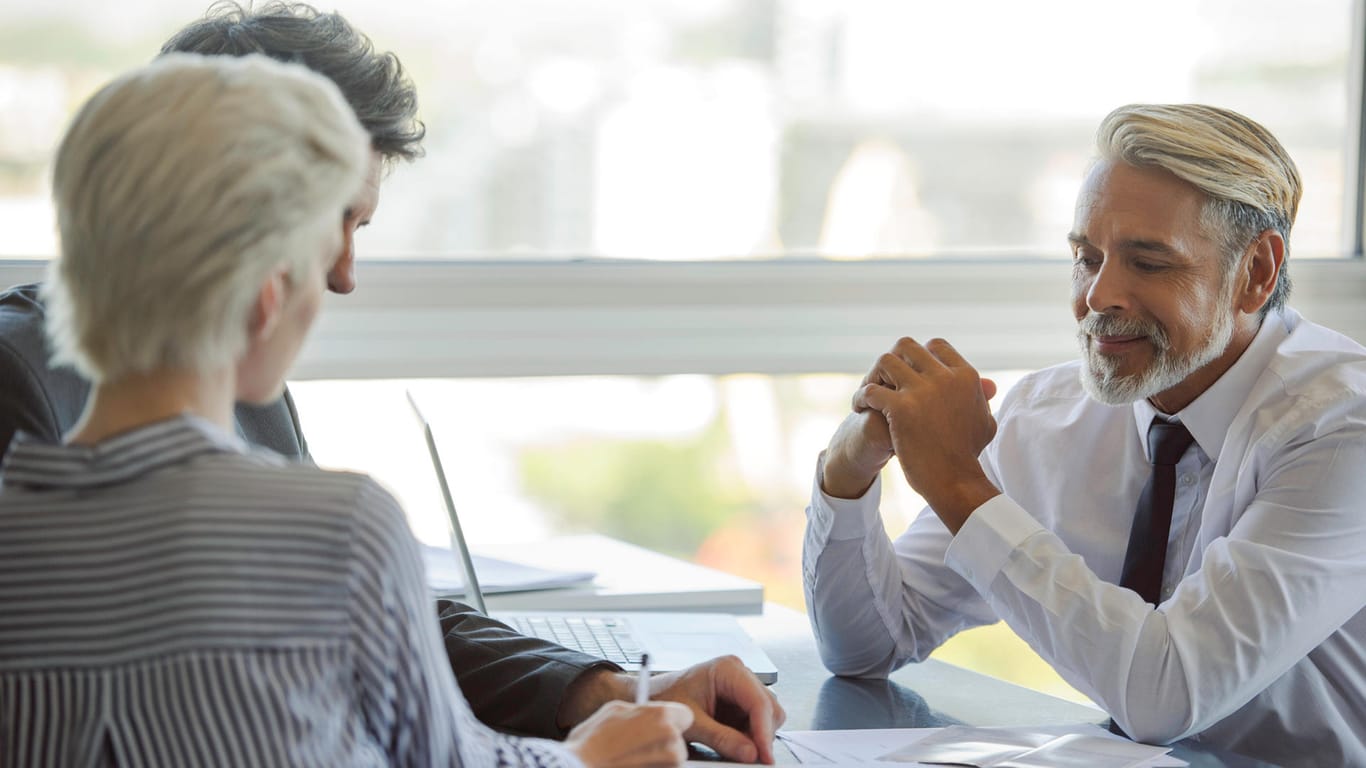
[1077,306,1234,406]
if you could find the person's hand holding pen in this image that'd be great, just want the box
[638,653,652,706]
[565,656,691,768]
[560,653,785,766]
[644,655,785,764]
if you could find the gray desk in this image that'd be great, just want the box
[738,605,1277,767]
[478,534,764,613]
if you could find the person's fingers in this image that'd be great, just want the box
[852,368,878,411]
[980,377,998,401]
[923,338,996,402]
[891,336,941,374]
[688,650,775,759]
[612,739,688,768]
[635,657,783,765]
[686,713,759,763]
[856,382,895,415]
[668,734,689,766]
[875,346,920,386]
[771,689,787,729]
[873,355,912,389]
[923,337,969,368]
[852,384,872,413]
[646,703,691,768]
[736,686,781,763]
[709,657,783,764]
[652,700,694,731]
[755,689,786,763]
[856,338,932,412]
[567,700,691,768]
[623,704,691,768]
[630,728,688,768]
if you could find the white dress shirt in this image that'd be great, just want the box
[803,308,1366,767]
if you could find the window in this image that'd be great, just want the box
[2,0,1364,705]
[1,0,1363,260]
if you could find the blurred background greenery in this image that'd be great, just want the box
[514,392,1093,705]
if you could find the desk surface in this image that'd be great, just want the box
[478,534,764,613]
[740,605,1276,768]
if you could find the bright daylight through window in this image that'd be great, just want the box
[0,0,1359,259]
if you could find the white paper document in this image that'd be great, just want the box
[778,725,1185,768]
[421,544,595,595]
[882,725,1177,768]
[779,729,924,764]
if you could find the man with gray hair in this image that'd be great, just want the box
[803,104,1366,765]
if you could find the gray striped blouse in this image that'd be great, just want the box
[0,415,580,768]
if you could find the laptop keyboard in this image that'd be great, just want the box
[505,615,645,667]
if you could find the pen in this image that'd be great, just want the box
[636,653,650,705]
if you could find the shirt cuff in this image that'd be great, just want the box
[808,451,884,542]
[944,494,1044,595]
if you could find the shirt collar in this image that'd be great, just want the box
[1132,309,1294,461]
[1,414,248,491]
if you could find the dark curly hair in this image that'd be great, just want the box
[160,1,425,162]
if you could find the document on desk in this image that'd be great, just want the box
[777,725,1185,768]
[421,543,595,595]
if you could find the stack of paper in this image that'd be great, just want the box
[777,725,1184,768]
[420,543,595,595]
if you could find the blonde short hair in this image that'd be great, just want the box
[1097,104,1302,313]
[45,53,369,382]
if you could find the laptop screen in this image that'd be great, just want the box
[406,390,489,615]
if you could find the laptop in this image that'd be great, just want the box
[406,391,778,684]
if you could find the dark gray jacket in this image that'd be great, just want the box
[0,283,311,459]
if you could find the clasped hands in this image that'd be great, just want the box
[822,337,1002,533]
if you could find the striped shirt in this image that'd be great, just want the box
[0,415,581,768]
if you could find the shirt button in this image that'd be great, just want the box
[1180,474,1195,486]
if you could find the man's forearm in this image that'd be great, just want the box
[436,600,618,738]
[556,668,635,730]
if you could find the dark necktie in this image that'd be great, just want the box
[1110,419,1195,737]
[1120,418,1196,606]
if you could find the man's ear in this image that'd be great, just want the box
[248,269,288,345]
[1236,229,1284,315]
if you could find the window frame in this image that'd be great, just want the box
[306,259,1366,379]
[8,257,1355,380]
[1350,0,1366,258]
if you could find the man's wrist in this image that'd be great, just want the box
[556,667,634,731]
[820,450,881,500]
[925,473,1001,534]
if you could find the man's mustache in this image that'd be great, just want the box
[1077,313,1171,352]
